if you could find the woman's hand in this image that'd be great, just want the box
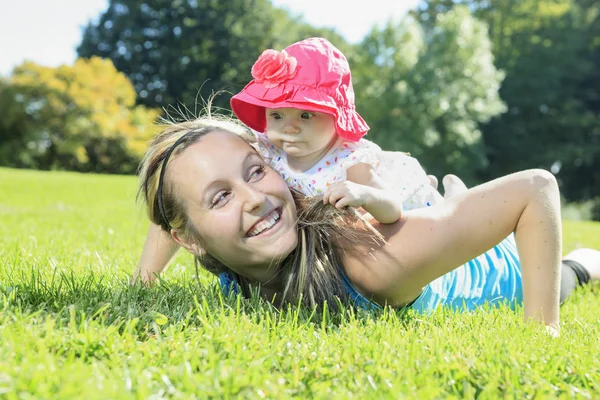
[545,324,560,338]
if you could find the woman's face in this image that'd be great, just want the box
[167,130,298,282]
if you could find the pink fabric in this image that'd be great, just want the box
[251,49,298,88]
[231,37,369,142]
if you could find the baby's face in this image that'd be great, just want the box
[265,108,337,158]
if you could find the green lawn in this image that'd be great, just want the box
[1,167,599,399]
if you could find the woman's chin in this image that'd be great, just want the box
[265,229,298,260]
[238,228,298,271]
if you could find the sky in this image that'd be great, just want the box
[0,0,420,76]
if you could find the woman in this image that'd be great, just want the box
[136,115,600,334]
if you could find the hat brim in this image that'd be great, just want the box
[231,81,368,142]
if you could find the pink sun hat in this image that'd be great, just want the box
[230,37,369,142]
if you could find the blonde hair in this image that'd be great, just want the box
[138,115,384,309]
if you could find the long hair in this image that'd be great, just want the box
[138,115,385,309]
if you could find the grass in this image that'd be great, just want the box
[1,166,599,399]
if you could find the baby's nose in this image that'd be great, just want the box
[283,123,300,134]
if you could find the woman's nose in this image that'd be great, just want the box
[241,183,267,213]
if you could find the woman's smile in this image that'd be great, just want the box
[246,207,282,238]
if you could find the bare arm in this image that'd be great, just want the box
[344,169,562,331]
[133,222,180,284]
[323,163,403,223]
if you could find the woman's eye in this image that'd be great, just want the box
[250,165,266,180]
[211,191,230,207]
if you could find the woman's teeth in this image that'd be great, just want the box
[248,210,281,237]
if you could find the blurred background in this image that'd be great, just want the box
[1,0,599,219]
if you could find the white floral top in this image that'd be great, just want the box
[255,133,443,210]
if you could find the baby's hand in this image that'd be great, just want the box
[324,180,403,223]
[323,181,371,209]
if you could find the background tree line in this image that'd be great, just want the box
[1,0,598,216]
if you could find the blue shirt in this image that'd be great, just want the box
[219,235,522,312]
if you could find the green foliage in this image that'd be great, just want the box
[76,0,350,112]
[269,8,351,54]
[555,0,600,203]
[1,167,600,397]
[414,0,600,205]
[0,78,31,167]
[77,0,270,110]
[354,8,506,184]
[0,58,160,173]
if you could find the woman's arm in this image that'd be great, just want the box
[344,169,562,330]
[133,223,181,284]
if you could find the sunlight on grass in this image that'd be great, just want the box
[1,167,599,398]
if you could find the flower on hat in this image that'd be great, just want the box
[251,49,298,89]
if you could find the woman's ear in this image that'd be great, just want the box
[170,229,205,257]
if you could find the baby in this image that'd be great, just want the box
[231,37,466,215]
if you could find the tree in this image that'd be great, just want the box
[77,0,351,113]
[77,0,271,111]
[0,78,31,167]
[353,7,506,183]
[555,0,600,213]
[0,57,160,173]
[268,8,352,54]
[413,0,600,210]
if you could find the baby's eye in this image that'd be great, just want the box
[270,113,282,120]
[300,112,314,119]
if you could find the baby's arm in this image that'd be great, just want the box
[323,163,403,223]
[133,222,180,284]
